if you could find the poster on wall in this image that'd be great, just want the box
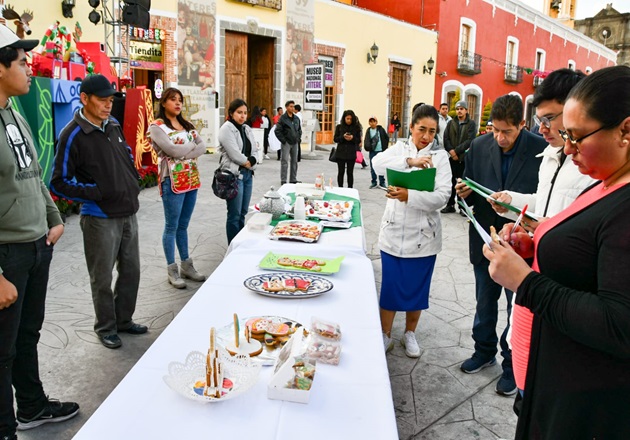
[318,55,334,87]
[285,0,315,93]
[179,86,216,146]
[177,0,217,89]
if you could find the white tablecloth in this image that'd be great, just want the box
[73,190,397,440]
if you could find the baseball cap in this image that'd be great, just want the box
[369,115,377,122]
[456,100,468,110]
[0,24,38,52]
[80,74,123,98]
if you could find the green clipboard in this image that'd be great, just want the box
[462,178,540,220]
[387,167,436,191]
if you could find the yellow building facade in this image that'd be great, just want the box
[16,0,436,146]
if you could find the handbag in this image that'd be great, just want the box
[388,123,395,134]
[212,168,239,200]
[328,147,338,162]
[365,134,379,152]
[356,150,364,164]
[167,158,201,194]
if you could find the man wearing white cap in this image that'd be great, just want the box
[442,100,477,214]
[0,24,79,440]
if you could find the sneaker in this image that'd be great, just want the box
[369,183,378,189]
[383,333,394,353]
[264,154,270,160]
[17,398,80,431]
[460,355,496,374]
[496,371,518,396]
[378,184,388,191]
[441,205,456,214]
[401,331,421,358]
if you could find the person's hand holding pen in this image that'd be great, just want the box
[406,156,433,169]
[455,178,472,199]
[498,223,534,259]
[386,186,409,203]
[488,191,511,214]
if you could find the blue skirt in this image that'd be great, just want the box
[379,251,437,311]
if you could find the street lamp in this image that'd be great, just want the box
[423,57,435,75]
[367,43,379,64]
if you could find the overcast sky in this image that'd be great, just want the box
[531,0,630,19]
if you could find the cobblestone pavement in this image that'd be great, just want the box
[18,147,515,440]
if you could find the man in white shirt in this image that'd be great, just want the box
[437,102,451,148]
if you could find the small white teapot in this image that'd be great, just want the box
[259,186,285,220]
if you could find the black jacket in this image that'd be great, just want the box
[463,129,546,264]
[444,116,477,162]
[51,111,140,218]
[274,112,302,146]
[363,125,389,152]
[333,124,362,161]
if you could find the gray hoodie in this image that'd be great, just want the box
[0,99,62,268]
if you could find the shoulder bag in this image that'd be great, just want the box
[328,147,338,162]
[212,168,239,200]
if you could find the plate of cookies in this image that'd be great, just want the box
[268,220,323,243]
[243,272,334,298]
[217,315,304,366]
[258,252,344,275]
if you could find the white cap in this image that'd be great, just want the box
[0,24,38,52]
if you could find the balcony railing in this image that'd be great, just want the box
[457,50,482,75]
[505,64,523,84]
[533,76,544,88]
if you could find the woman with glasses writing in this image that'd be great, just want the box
[484,65,630,439]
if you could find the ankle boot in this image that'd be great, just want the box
[167,263,186,289]
[180,258,207,281]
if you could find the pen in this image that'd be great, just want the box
[510,204,528,238]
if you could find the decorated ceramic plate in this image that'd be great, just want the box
[268,220,323,243]
[243,272,333,298]
[217,316,303,366]
[258,252,344,275]
[163,349,261,403]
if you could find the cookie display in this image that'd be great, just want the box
[290,199,354,223]
[259,252,345,276]
[269,220,323,243]
[243,273,333,299]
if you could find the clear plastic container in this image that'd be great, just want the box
[247,213,272,231]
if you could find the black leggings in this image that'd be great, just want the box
[337,159,356,188]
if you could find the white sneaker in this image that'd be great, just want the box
[264,154,270,160]
[401,331,420,358]
[383,333,394,353]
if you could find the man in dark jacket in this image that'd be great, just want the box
[455,94,546,396]
[0,24,79,439]
[442,100,477,213]
[51,75,147,350]
[363,116,389,189]
[274,100,302,184]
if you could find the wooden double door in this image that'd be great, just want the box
[225,31,275,116]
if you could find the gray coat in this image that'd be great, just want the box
[217,120,259,175]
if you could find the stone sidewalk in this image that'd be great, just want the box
[18,148,515,440]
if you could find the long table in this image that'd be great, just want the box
[73,187,398,440]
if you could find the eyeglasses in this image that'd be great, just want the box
[533,112,563,129]
[558,125,609,147]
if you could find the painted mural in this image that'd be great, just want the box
[285,0,316,93]
[177,0,217,89]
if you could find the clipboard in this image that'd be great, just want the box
[386,167,436,192]
[461,178,540,221]
[457,199,494,247]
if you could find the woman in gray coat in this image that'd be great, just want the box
[217,98,259,244]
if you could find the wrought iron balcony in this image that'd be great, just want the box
[457,50,482,75]
[505,65,523,84]
[533,76,544,88]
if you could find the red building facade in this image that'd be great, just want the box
[356,0,616,127]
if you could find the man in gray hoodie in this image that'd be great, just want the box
[0,25,79,440]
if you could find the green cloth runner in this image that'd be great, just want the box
[270,192,362,233]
